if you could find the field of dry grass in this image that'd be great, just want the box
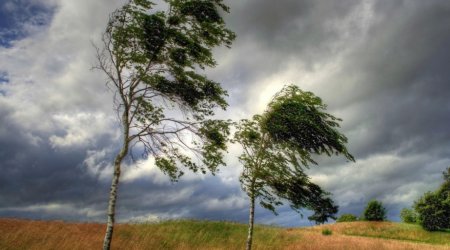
[309,221,450,245]
[286,222,450,250]
[0,218,448,249]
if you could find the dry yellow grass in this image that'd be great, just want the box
[307,221,450,245]
[0,218,290,250]
[0,218,448,250]
[285,230,449,250]
[0,218,103,250]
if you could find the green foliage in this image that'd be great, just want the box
[234,116,340,222]
[321,228,332,236]
[363,200,387,221]
[414,192,446,231]
[400,208,417,224]
[336,214,358,222]
[262,85,354,163]
[98,0,235,180]
[234,85,354,224]
[414,167,450,231]
[100,3,235,246]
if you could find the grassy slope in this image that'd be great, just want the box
[315,221,450,245]
[296,221,450,250]
[0,218,448,250]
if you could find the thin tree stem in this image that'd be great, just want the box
[246,192,256,250]
[103,110,130,250]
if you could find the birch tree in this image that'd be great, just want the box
[234,85,354,250]
[94,0,235,249]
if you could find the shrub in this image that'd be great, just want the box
[414,191,449,231]
[414,167,450,231]
[321,228,332,236]
[336,214,358,222]
[400,208,417,224]
[363,200,386,221]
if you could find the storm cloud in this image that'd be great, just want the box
[0,0,449,226]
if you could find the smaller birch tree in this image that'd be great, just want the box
[234,85,354,250]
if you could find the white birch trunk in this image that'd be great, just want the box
[246,193,256,250]
[103,110,129,250]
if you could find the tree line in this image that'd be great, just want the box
[336,168,449,232]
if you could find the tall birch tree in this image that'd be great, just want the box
[94,0,235,249]
[234,85,354,250]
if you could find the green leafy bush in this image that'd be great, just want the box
[336,214,358,222]
[414,167,450,231]
[415,191,449,231]
[363,200,386,221]
[400,208,417,224]
[321,228,332,236]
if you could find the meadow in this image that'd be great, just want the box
[0,218,448,249]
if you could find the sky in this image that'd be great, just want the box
[1,0,450,227]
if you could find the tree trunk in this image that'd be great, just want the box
[103,111,130,250]
[246,193,256,250]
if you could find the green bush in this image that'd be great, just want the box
[414,191,449,231]
[363,200,386,221]
[400,208,417,224]
[414,167,450,231]
[321,228,332,236]
[336,214,358,222]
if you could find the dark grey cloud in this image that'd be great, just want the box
[229,0,358,59]
[222,0,450,221]
[0,106,111,220]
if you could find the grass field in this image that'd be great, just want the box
[0,218,448,249]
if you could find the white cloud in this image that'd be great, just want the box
[84,148,114,180]
[203,195,247,211]
[0,0,125,133]
[124,211,184,223]
[49,112,118,148]
[1,202,103,219]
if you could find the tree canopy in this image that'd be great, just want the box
[363,200,387,221]
[234,85,354,250]
[414,167,450,231]
[97,0,235,178]
[261,85,354,162]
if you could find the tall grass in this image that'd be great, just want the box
[312,221,450,245]
[0,218,448,249]
[0,218,295,250]
[114,220,295,249]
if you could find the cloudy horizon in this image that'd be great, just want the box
[1,0,450,227]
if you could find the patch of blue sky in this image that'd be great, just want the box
[0,0,56,47]
[0,71,8,83]
[0,71,8,95]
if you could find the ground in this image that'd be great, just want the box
[0,218,448,249]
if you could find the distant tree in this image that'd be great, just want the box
[94,0,235,249]
[414,167,450,231]
[414,192,446,231]
[400,208,417,224]
[234,85,354,250]
[363,200,386,221]
[336,213,358,222]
